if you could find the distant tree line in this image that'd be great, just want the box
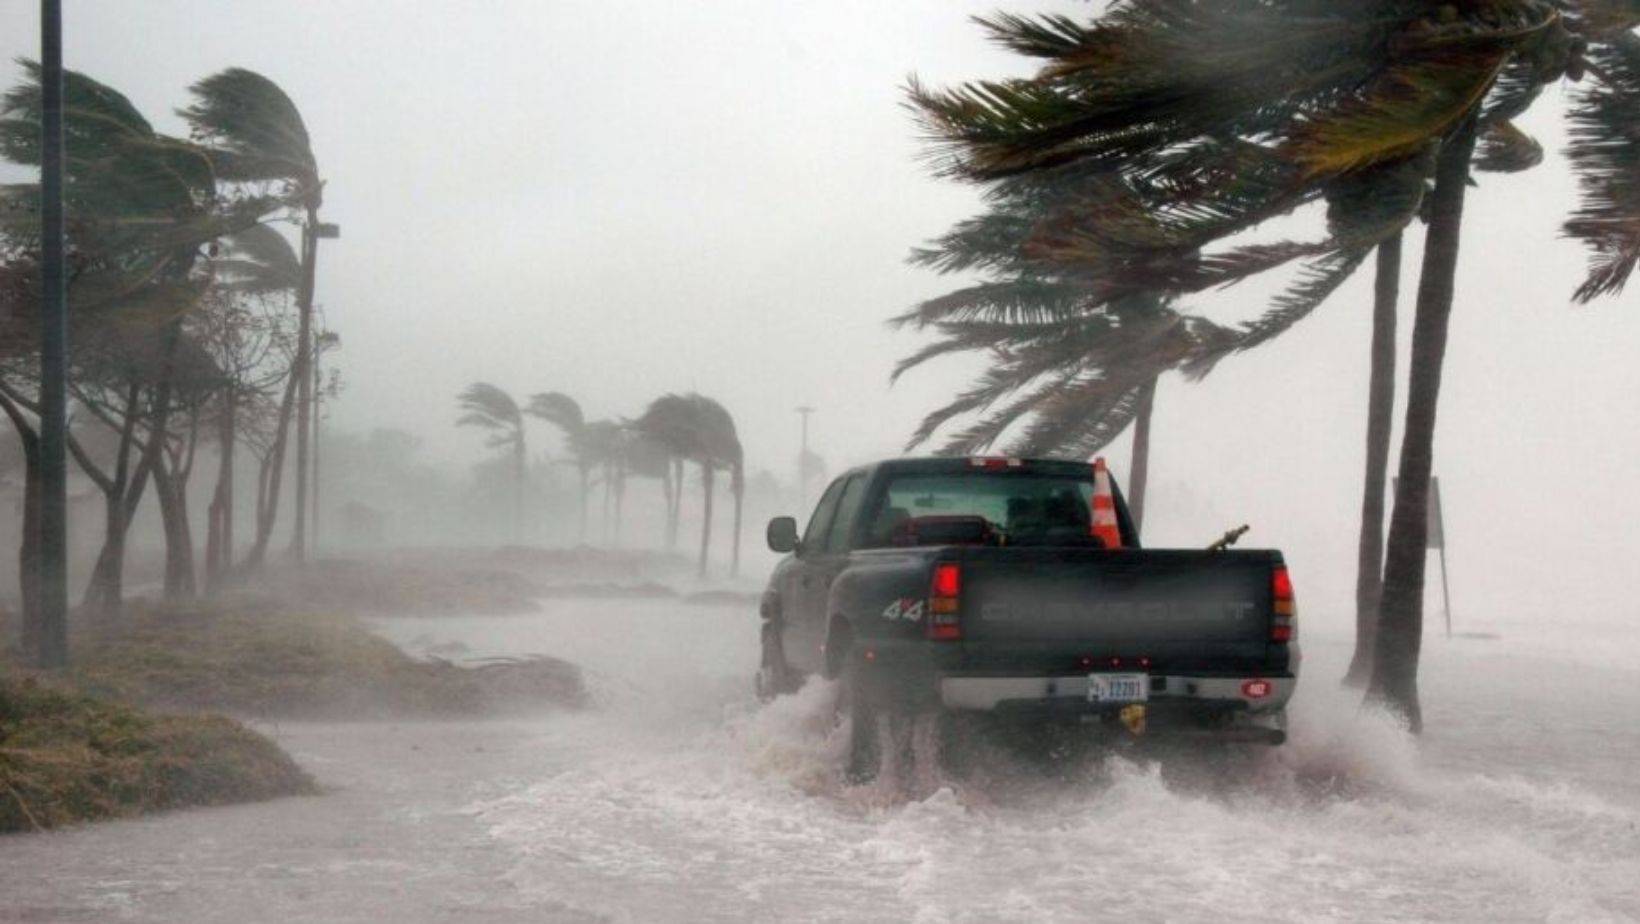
[458,385,744,578]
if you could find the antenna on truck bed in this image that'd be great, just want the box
[1207,524,1250,551]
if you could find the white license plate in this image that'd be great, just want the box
[1088,673,1150,703]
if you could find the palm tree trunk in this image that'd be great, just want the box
[291,215,318,562]
[669,457,684,553]
[1367,115,1481,732]
[512,430,525,544]
[1344,233,1402,688]
[1127,375,1158,533]
[697,462,714,578]
[578,465,590,543]
[660,462,675,551]
[730,463,744,578]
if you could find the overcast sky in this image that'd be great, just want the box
[3,2,1637,630]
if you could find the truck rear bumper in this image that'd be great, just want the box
[938,674,1295,715]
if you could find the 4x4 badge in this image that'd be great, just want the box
[881,598,925,622]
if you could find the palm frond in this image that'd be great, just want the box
[456,382,521,429]
[1563,29,1640,302]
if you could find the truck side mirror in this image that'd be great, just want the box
[766,516,800,554]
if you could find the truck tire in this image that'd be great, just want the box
[838,655,882,784]
[754,621,799,703]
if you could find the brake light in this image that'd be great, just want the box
[1271,565,1296,643]
[928,562,962,640]
[968,457,1023,469]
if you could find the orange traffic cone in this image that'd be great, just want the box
[1091,457,1123,549]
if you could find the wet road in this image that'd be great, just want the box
[3,598,1637,923]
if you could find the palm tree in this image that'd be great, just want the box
[527,392,592,540]
[457,383,526,542]
[636,393,744,577]
[181,68,326,563]
[907,3,1582,727]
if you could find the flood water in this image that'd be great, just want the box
[2,597,1637,923]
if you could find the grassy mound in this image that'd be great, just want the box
[0,676,314,833]
[67,599,586,719]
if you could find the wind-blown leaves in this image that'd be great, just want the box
[1564,29,1640,301]
[456,382,523,450]
[180,68,319,204]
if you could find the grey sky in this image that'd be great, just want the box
[2,2,1636,629]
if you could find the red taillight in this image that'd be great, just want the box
[969,457,1023,469]
[1271,565,1296,643]
[1241,679,1272,699]
[928,562,962,640]
[1272,567,1293,601]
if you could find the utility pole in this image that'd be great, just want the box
[290,219,337,562]
[795,405,814,508]
[36,0,69,669]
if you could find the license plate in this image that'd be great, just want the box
[1088,673,1149,703]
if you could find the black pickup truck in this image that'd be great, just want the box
[756,457,1299,779]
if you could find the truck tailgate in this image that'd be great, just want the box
[955,548,1279,672]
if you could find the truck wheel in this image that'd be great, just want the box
[754,622,798,703]
[838,656,881,784]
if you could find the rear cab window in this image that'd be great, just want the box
[861,468,1107,548]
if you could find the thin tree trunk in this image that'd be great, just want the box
[697,462,714,578]
[660,462,675,552]
[1367,115,1481,732]
[291,216,318,561]
[1127,375,1158,533]
[512,433,525,544]
[244,363,300,570]
[730,463,743,578]
[1,391,42,657]
[613,464,625,548]
[205,389,235,594]
[1344,233,1402,688]
[156,419,199,600]
[20,443,41,656]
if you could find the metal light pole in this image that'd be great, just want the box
[795,405,814,508]
[36,0,69,668]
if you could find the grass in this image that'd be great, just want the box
[0,675,315,834]
[63,597,586,719]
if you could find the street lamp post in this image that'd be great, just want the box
[35,0,69,668]
[795,405,814,508]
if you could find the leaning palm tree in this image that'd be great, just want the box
[181,68,326,562]
[692,396,745,578]
[636,393,743,576]
[907,2,1581,728]
[527,392,592,540]
[457,383,526,542]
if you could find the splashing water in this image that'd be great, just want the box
[2,597,1636,923]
